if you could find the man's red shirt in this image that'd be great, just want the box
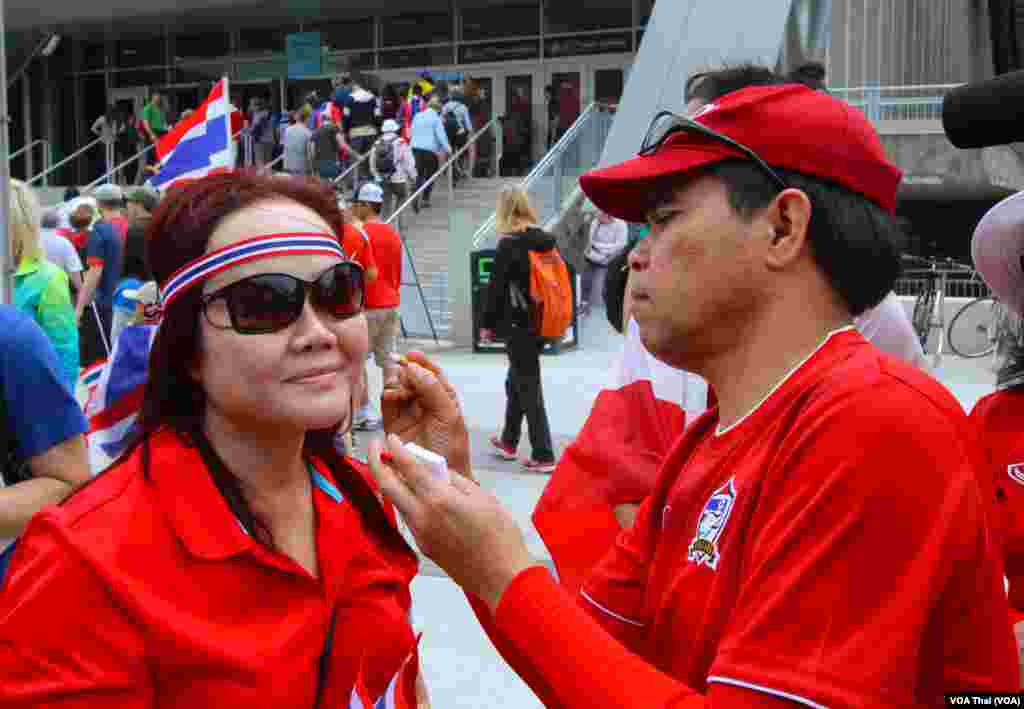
[473,329,1017,707]
[362,221,402,310]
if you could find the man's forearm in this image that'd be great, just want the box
[0,477,74,538]
[76,271,101,317]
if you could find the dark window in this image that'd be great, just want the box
[545,0,632,34]
[81,40,107,71]
[544,32,632,58]
[173,63,232,84]
[81,75,107,183]
[239,24,301,55]
[459,40,539,64]
[325,51,376,74]
[637,0,655,26]
[461,3,539,41]
[116,37,166,68]
[595,68,624,103]
[382,13,451,47]
[379,45,454,69]
[173,31,231,60]
[311,18,375,51]
[111,69,168,88]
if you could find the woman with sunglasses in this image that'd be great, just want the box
[0,172,429,708]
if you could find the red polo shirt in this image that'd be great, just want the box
[0,428,417,707]
[362,222,402,310]
[972,388,1024,615]
[471,329,1017,707]
[341,223,378,275]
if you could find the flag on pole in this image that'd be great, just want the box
[85,324,158,474]
[349,638,420,709]
[148,78,235,190]
[532,318,711,596]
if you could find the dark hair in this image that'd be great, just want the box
[604,242,636,333]
[108,172,410,556]
[383,84,399,102]
[998,341,1024,390]
[691,161,902,316]
[685,63,784,104]
[413,84,423,97]
[788,61,827,91]
[122,228,149,282]
[63,187,80,202]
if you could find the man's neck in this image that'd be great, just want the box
[700,303,851,434]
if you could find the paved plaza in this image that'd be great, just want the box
[362,316,1004,707]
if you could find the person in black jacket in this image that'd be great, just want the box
[480,187,557,472]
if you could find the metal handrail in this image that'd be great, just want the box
[386,116,500,229]
[333,150,371,186]
[27,136,105,186]
[471,102,602,248]
[9,139,46,161]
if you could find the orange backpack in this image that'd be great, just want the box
[526,247,573,340]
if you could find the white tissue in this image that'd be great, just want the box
[403,442,450,484]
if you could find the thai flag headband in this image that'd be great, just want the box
[159,232,348,309]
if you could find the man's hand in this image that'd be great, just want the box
[369,435,536,611]
[381,352,471,477]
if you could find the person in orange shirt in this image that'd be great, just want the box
[0,172,430,707]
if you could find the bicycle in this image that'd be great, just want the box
[903,255,974,368]
[947,295,1022,359]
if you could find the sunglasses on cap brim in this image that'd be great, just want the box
[201,262,365,335]
[640,110,789,192]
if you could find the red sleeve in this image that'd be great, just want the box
[711,385,1017,702]
[0,514,153,706]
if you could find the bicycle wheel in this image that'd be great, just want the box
[947,296,999,358]
[912,289,936,350]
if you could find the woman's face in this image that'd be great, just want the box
[194,198,368,436]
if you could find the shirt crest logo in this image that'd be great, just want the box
[688,478,737,570]
[1008,463,1024,486]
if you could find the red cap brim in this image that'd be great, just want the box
[580,142,748,223]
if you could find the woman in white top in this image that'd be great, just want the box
[580,209,628,317]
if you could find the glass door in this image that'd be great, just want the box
[465,76,494,177]
[503,74,534,176]
[550,71,582,142]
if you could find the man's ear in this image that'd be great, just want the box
[763,188,812,271]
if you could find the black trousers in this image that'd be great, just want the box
[500,329,554,462]
[413,149,440,204]
[80,303,112,368]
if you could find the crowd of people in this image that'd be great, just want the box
[0,56,1023,708]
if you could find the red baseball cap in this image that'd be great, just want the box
[580,84,902,223]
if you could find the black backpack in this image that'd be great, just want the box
[444,106,461,142]
[374,138,397,179]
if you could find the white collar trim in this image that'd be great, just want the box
[714,325,856,437]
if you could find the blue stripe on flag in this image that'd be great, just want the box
[151,114,229,189]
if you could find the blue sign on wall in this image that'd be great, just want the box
[287,32,322,79]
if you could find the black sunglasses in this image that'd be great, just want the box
[640,110,789,191]
[201,262,365,335]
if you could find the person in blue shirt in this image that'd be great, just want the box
[409,96,452,212]
[75,185,125,367]
[0,305,89,539]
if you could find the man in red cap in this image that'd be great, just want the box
[370,77,1018,706]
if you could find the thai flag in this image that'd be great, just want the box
[532,318,711,595]
[85,324,157,474]
[149,78,235,190]
[349,640,420,709]
[78,359,106,403]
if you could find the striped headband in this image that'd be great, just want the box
[159,232,347,309]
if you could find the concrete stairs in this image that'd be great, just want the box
[395,176,506,339]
